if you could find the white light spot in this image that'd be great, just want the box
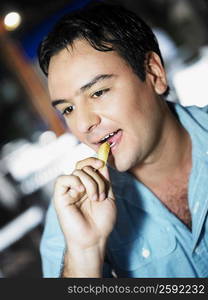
[38,130,57,145]
[193,201,200,214]
[142,248,150,258]
[195,247,201,255]
[4,12,21,31]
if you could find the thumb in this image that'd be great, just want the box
[98,165,110,181]
[107,183,115,200]
[98,165,115,200]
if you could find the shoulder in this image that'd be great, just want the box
[172,102,208,132]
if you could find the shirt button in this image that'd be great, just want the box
[195,247,201,255]
[142,248,150,258]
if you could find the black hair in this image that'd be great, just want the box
[38,2,169,96]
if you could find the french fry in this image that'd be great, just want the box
[97,142,110,166]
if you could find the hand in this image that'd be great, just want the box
[53,157,116,251]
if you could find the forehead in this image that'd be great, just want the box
[48,39,130,98]
[48,39,127,71]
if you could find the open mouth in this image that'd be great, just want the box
[99,129,122,149]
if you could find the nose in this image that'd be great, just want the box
[75,106,100,133]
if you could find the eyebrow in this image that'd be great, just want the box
[52,73,114,107]
[80,74,114,93]
[52,99,68,107]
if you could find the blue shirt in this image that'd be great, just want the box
[40,103,208,277]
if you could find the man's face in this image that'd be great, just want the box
[48,39,167,172]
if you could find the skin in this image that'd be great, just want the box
[49,40,169,173]
[47,39,192,277]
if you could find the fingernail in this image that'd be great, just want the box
[97,160,104,168]
[69,189,77,198]
[78,185,85,192]
[99,192,106,201]
[92,194,98,201]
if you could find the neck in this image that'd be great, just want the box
[130,107,192,188]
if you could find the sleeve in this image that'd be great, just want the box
[40,202,114,278]
[201,105,208,113]
[40,203,65,278]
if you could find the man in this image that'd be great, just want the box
[38,2,208,277]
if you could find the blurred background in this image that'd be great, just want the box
[0,0,208,278]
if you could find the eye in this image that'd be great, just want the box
[92,88,110,98]
[62,105,74,116]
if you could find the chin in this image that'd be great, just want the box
[108,156,131,173]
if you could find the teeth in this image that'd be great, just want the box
[110,142,116,148]
[100,131,117,142]
[101,134,110,142]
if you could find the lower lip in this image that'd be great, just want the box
[109,130,123,154]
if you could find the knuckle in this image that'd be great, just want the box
[68,188,78,198]
[55,175,64,185]
[76,157,98,170]
[83,166,92,172]
[72,169,81,176]
[75,161,81,169]
[88,179,98,191]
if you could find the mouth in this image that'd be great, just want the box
[97,129,123,152]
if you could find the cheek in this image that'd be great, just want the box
[104,94,141,122]
[64,119,82,140]
[118,99,143,125]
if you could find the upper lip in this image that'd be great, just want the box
[91,129,120,145]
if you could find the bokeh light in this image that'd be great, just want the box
[3,11,21,31]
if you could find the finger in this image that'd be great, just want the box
[82,166,106,201]
[76,157,104,171]
[97,166,115,200]
[54,175,85,198]
[98,165,110,181]
[108,184,115,201]
[73,169,99,201]
[53,178,85,211]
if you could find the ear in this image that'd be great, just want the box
[146,51,168,95]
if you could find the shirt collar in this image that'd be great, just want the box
[109,103,208,228]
